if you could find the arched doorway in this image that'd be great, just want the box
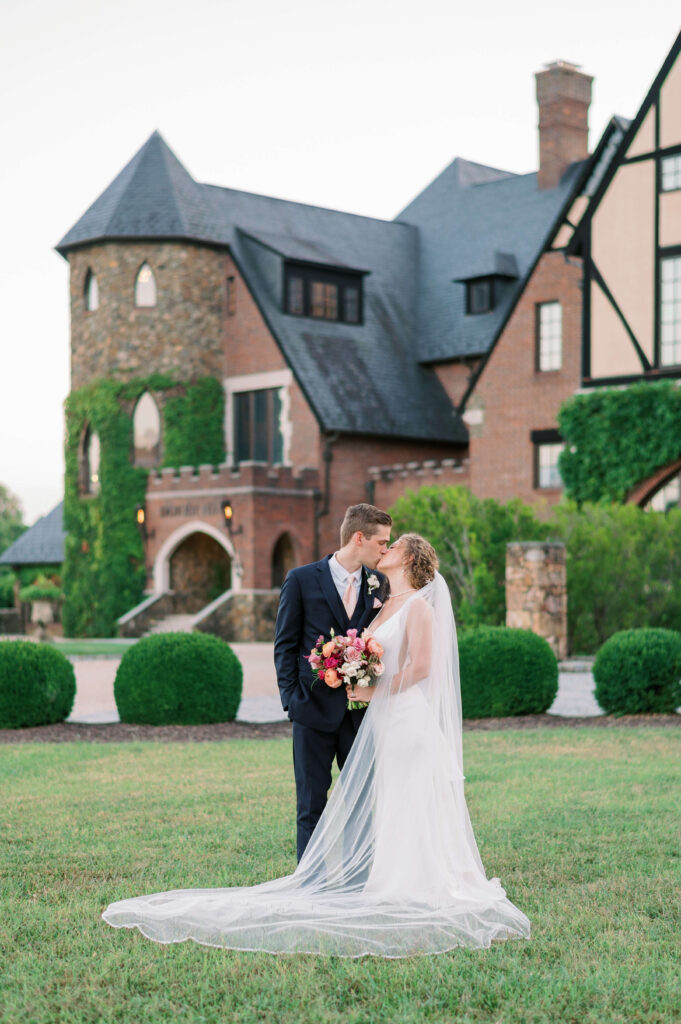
[169,532,232,612]
[271,533,296,588]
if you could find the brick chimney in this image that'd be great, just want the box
[535,61,593,190]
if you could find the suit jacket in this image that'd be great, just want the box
[274,555,387,732]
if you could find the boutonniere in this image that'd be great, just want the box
[366,573,379,595]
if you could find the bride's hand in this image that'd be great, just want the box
[345,685,374,702]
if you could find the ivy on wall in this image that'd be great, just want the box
[558,381,681,504]
[63,376,225,637]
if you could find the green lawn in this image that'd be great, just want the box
[1,729,679,1024]
[53,639,136,657]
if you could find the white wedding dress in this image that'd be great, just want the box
[103,574,530,956]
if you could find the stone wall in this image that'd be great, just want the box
[194,589,281,643]
[506,541,567,659]
[69,241,229,389]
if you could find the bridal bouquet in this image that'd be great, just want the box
[306,628,385,709]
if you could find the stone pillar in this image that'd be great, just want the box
[505,542,567,659]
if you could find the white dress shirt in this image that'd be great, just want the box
[329,553,362,606]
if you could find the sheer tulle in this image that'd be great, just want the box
[102,574,530,956]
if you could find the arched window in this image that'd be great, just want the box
[134,262,157,307]
[133,391,161,466]
[84,269,99,311]
[271,533,295,588]
[646,471,681,512]
[80,426,101,495]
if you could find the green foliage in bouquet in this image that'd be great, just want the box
[593,628,681,715]
[458,626,558,719]
[558,382,681,504]
[114,632,243,725]
[0,640,76,728]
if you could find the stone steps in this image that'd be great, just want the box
[144,614,196,635]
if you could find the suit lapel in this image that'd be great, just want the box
[317,557,349,627]
[352,567,371,626]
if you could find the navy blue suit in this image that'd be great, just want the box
[274,555,386,859]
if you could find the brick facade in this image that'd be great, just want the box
[465,250,582,508]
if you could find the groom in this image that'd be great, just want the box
[274,503,392,861]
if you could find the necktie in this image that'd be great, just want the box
[343,578,357,618]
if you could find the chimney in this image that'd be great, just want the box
[535,61,593,190]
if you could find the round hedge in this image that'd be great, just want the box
[593,628,681,715]
[458,626,558,718]
[0,641,76,728]
[114,632,243,725]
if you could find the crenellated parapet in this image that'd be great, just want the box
[148,461,320,494]
[366,457,471,507]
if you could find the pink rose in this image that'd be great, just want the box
[344,646,361,662]
[324,656,339,669]
[324,669,341,688]
[353,637,366,652]
[371,661,385,676]
[346,628,358,640]
[366,636,384,657]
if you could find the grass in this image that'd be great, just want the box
[1,729,680,1024]
[52,638,136,657]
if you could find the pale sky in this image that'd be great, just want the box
[1,0,679,526]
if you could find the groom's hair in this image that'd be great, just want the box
[340,504,392,546]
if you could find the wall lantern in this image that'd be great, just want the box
[135,503,147,541]
[221,498,243,536]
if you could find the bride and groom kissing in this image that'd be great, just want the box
[103,503,530,956]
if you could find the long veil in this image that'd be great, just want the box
[103,573,530,956]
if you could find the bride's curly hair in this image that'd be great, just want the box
[399,534,439,589]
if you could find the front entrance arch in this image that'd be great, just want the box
[153,521,237,599]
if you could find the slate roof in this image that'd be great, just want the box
[395,157,585,362]
[0,503,65,566]
[57,132,465,444]
[56,130,608,437]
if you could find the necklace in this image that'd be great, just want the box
[386,589,415,600]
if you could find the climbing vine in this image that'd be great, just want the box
[557,381,681,503]
[63,375,225,637]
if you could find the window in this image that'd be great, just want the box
[80,426,101,495]
[284,264,363,324]
[535,443,564,489]
[660,256,681,366]
[134,263,157,307]
[233,388,284,465]
[466,279,493,315]
[226,276,236,316]
[661,155,681,192]
[536,301,562,371]
[647,472,681,512]
[133,391,161,466]
[84,269,99,311]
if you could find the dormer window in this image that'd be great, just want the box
[84,269,99,311]
[134,262,157,307]
[457,252,519,318]
[284,263,363,324]
[466,278,494,315]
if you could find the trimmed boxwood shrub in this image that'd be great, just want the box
[458,626,558,718]
[593,628,681,715]
[114,632,243,725]
[0,641,76,728]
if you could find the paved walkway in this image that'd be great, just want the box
[67,646,602,724]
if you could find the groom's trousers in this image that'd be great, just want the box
[292,713,360,861]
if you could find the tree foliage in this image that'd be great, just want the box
[389,486,549,629]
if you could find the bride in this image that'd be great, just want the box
[103,534,530,956]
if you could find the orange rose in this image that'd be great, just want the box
[322,640,337,658]
[324,668,341,688]
[366,636,384,657]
